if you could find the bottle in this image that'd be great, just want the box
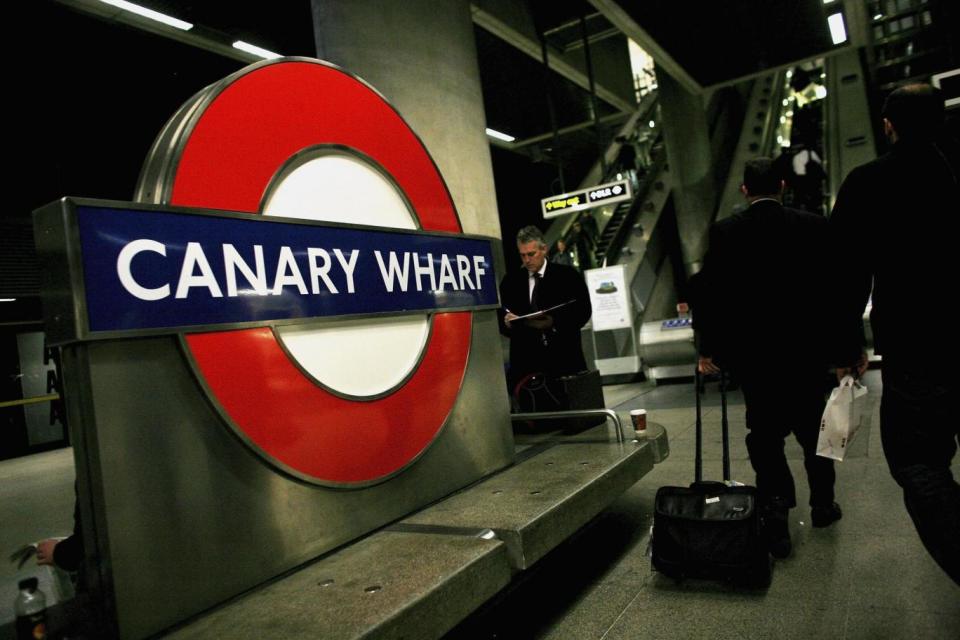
[14,577,48,640]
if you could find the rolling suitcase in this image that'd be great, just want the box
[651,367,771,587]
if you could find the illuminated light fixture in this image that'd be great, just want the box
[233,40,281,60]
[873,14,884,21]
[782,99,789,106]
[485,127,515,142]
[649,120,655,128]
[828,13,848,44]
[0,298,16,302]
[786,70,794,79]
[815,85,828,99]
[823,0,836,4]
[97,0,193,30]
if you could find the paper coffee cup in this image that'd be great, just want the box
[630,409,647,433]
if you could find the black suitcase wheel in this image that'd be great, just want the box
[736,554,772,589]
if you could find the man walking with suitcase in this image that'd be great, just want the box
[692,158,841,558]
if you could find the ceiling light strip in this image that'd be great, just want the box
[233,40,282,60]
[97,0,193,31]
[828,13,848,45]
[485,128,516,143]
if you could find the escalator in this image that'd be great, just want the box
[548,71,798,381]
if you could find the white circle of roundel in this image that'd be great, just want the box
[263,151,430,398]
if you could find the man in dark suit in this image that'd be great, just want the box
[831,83,959,585]
[692,158,840,559]
[499,225,592,390]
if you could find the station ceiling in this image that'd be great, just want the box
[612,0,837,88]
[48,0,838,149]
[35,0,840,190]
[0,0,844,319]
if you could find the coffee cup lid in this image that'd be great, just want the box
[629,409,646,415]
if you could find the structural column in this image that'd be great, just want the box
[656,68,717,275]
[312,0,501,238]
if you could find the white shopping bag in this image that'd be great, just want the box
[817,375,869,461]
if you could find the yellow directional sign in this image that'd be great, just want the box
[541,179,632,219]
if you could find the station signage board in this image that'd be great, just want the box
[541,179,632,219]
[584,264,632,331]
[37,199,497,342]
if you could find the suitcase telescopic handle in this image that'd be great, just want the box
[694,364,732,484]
[719,368,731,483]
[695,365,703,483]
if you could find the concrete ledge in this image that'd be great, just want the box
[400,440,655,570]
[167,531,511,640]
[166,432,665,639]
[642,422,670,463]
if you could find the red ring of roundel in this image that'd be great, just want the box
[168,60,471,485]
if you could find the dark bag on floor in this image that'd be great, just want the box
[651,367,771,587]
[513,370,605,432]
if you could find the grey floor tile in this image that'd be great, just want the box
[538,564,654,640]
[647,414,694,436]
[832,461,916,536]
[843,605,960,640]
[604,588,848,640]
[604,382,657,409]
[844,532,960,615]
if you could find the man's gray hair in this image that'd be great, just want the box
[516,225,546,247]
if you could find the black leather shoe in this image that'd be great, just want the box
[763,509,792,559]
[811,502,842,528]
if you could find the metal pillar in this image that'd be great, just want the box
[656,69,717,275]
[312,0,501,238]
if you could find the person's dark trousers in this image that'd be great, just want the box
[739,370,836,511]
[880,361,960,586]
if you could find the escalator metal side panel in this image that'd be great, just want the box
[824,50,877,211]
[714,72,786,228]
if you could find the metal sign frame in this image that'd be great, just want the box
[541,179,633,219]
[36,57,515,639]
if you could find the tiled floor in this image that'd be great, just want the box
[443,370,960,639]
[2,370,958,638]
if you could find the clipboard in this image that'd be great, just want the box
[509,299,575,321]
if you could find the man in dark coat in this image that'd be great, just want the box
[830,83,960,585]
[774,139,827,215]
[499,225,592,390]
[692,157,840,559]
[551,238,574,267]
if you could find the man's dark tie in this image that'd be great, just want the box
[530,272,542,311]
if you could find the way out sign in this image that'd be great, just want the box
[541,179,632,219]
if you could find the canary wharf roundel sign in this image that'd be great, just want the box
[53,58,497,487]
